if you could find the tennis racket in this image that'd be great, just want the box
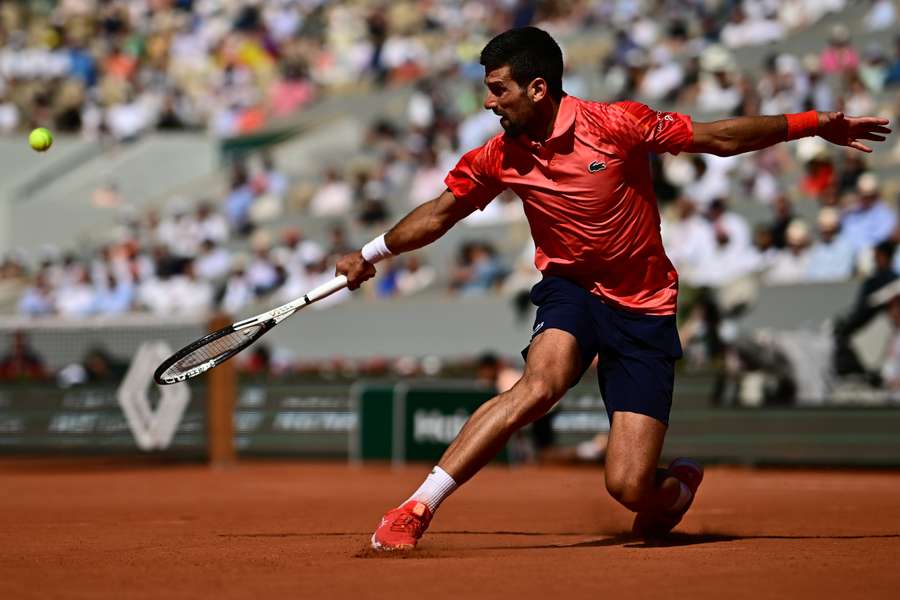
[153,275,348,385]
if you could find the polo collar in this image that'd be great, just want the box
[513,94,575,153]
[545,94,575,143]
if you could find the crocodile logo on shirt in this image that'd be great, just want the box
[588,161,607,173]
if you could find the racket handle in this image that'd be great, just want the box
[306,275,348,304]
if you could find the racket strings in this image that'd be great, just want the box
[166,326,262,376]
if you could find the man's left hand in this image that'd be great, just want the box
[818,112,892,153]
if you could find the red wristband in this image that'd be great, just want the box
[785,111,819,141]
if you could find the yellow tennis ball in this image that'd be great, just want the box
[29,127,53,152]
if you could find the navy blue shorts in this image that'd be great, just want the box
[523,276,682,425]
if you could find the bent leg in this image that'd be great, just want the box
[439,328,584,485]
[603,411,682,513]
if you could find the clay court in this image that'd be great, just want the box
[3,459,899,599]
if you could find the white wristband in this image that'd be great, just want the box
[361,233,393,264]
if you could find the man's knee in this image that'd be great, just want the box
[505,375,563,429]
[605,468,656,512]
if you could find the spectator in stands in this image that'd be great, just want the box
[281,227,325,268]
[802,54,835,111]
[836,149,868,196]
[221,259,255,316]
[174,262,215,315]
[374,258,402,298]
[0,331,47,381]
[767,195,795,249]
[193,240,232,283]
[843,72,876,117]
[819,25,859,74]
[309,168,353,217]
[0,254,28,313]
[859,44,889,94]
[886,35,900,87]
[55,270,96,318]
[879,293,900,401]
[683,156,731,210]
[800,146,836,200]
[662,198,716,286]
[690,217,762,288]
[409,148,447,208]
[638,47,683,103]
[765,219,813,285]
[356,173,391,227]
[696,46,743,115]
[80,346,127,383]
[92,272,134,315]
[720,5,784,49]
[864,0,897,32]
[0,91,19,134]
[224,164,255,235]
[450,242,507,296]
[833,240,898,376]
[195,202,230,245]
[325,225,353,262]
[807,208,856,281]
[752,224,778,271]
[264,152,290,198]
[246,232,281,296]
[707,198,751,250]
[841,173,897,255]
[17,271,54,317]
[396,255,436,296]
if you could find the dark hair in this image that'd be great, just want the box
[480,27,564,99]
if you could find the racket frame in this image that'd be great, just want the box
[153,275,347,384]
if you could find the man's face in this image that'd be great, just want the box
[483,66,537,136]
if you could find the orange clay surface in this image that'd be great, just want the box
[2,458,900,599]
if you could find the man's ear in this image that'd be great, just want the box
[528,77,548,103]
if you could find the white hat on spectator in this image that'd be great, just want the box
[857,172,880,195]
[786,220,811,246]
[830,24,850,44]
[796,138,828,163]
[700,45,735,73]
[775,53,800,76]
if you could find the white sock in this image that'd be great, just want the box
[666,481,692,514]
[406,466,458,513]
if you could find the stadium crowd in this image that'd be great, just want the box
[2,0,896,139]
[0,0,899,336]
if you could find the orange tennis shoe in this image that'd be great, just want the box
[632,458,704,538]
[371,500,433,551]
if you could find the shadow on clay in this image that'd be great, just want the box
[482,531,900,550]
[218,530,900,556]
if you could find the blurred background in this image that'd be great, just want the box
[1,0,899,466]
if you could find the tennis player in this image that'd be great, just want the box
[335,27,891,550]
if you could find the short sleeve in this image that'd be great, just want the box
[611,101,693,155]
[444,141,505,210]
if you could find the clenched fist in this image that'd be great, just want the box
[335,251,377,290]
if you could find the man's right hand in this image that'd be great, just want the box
[336,251,376,290]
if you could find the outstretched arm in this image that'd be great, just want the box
[687,111,891,157]
[336,189,475,289]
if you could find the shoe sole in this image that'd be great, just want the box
[370,533,415,551]
[669,458,704,494]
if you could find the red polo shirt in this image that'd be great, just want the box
[444,95,693,315]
